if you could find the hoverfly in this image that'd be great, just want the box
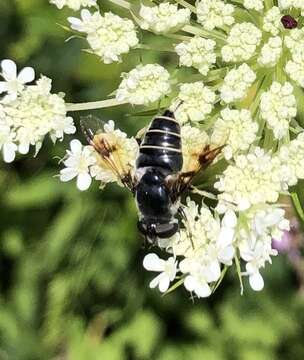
[81,109,222,245]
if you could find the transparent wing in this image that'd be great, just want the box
[80,115,136,192]
[80,114,105,143]
[167,145,224,202]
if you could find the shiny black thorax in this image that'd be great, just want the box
[135,110,183,241]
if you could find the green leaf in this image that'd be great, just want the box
[4,173,63,208]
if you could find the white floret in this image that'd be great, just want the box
[221,23,262,62]
[171,81,216,123]
[211,108,258,160]
[260,81,297,139]
[116,64,171,105]
[263,7,283,36]
[196,0,235,31]
[220,63,256,103]
[139,2,190,34]
[175,36,217,75]
[258,36,283,67]
[244,0,264,11]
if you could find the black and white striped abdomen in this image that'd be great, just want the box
[136,110,183,173]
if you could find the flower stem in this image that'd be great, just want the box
[190,186,218,200]
[136,44,175,52]
[175,0,197,13]
[291,192,304,225]
[107,0,131,10]
[234,254,244,295]
[183,24,226,42]
[66,99,128,112]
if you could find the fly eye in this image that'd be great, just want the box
[155,222,179,238]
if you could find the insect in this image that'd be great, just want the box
[81,110,222,245]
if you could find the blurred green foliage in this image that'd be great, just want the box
[0,1,304,359]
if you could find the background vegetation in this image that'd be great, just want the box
[0,1,304,359]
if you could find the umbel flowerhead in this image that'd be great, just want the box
[2,0,304,299]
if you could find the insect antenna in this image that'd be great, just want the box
[173,100,184,112]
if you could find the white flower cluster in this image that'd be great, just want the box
[172,82,216,123]
[279,0,304,15]
[221,22,262,62]
[284,28,304,52]
[143,198,289,294]
[215,148,283,211]
[278,132,304,187]
[211,108,258,160]
[0,60,75,163]
[239,205,289,291]
[244,0,264,11]
[181,124,209,172]
[68,10,138,64]
[60,121,138,190]
[49,0,96,11]
[258,36,282,67]
[139,2,190,34]
[260,81,297,139]
[116,64,171,105]
[175,36,217,75]
[144,199,237,296]
[263,7,282,36]
[285,29,304,87]
[143,254,178,293]
[60,139,96,191]
[196,0,235,31]
[220,63,256,103]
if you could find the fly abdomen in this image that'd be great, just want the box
[136,110,183,173]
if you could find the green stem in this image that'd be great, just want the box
[234,254,244,296]
[136,44,175,52]
[66,99,127,112]
[107,0,131,10]
[175,0,197,13]
[190,186,218,200]
[264,0,274,10]
[182,24,226,42]
[291,192,304,224]
[212,266,228,293]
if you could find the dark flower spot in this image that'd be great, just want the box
[281,15,298,29]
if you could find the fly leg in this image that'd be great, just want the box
[178,206,195,250]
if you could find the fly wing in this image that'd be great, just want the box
[166,145,224,202]
[80,115,136,192]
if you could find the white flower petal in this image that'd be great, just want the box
[149,274,162,289]
[60,167,78,182]
[18,142,30,155]
[223,210,237,228]
[218,226,235,248]
[76,172,92,191]
[2,143,17,163]
[68,17,83,31]
[81,9,92,21]
[238,198,251,211]
[184,275,196,292]
[218,245,235,265]
[158,274,170,293]
[204,261,221,282]
[70,139,82,153]
[17,67,35,84]
[249,271,264,291]
[143,253,164,272]
[0,81,8,94]
[195,282,212,298]
[1,59,17,81]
